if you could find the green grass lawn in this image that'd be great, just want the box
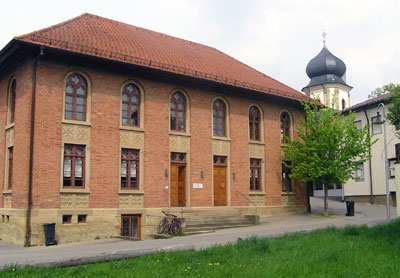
[2,219,400,277]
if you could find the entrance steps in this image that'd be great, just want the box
[165,207,258,236]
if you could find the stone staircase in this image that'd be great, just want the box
[175,208,258,236]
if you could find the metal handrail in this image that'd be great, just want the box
[162,189,184,218]
[235,190,258,216]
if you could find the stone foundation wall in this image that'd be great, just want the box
[0,205,307,246]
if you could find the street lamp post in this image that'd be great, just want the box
[374,103,390,222]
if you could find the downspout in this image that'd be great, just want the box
[363,109,374,204]
[25,46,44,247]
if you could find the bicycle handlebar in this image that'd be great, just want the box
[162,210,178,218]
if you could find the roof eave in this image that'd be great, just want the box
[0,39,20,65]
[342,97,393,115]
[12,39,310,104]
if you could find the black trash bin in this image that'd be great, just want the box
[346,201,355,216]
[43,223,58,246]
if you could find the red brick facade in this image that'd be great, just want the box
[0,14,308,245]
[0,56,307,203]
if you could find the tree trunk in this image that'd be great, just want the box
[324,183,329,216]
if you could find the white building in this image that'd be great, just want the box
[342,93,398,205]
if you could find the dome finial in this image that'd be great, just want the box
[322,28,327,46]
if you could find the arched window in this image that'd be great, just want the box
[65,74,87,121]
[170,92,186,131]
[249,106,261,140]
[213,100,226,137]
[342,99,346,110]
[8,79,16,124]
[122,83,140,126]
[280,112,291,144]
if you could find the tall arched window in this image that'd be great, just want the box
[8,79,16,124]
[213,100,226,137]
[249,106,261,140]
[342,99,346,110]
[65,74,87,121]
[170,92,186,131]
[122,83,140,126]
[280,112,291,144]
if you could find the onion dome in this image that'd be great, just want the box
[303,46,350,89]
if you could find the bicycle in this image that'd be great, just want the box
[157,211,182,236]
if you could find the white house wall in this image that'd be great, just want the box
[344,103,399,198]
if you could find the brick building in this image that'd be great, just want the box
[0,14,308,246]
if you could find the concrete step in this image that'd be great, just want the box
[185,223,254,232]
[183,214,256,236]
[186,220,253,228]
[167,209,243,218]
[185,215,246,219]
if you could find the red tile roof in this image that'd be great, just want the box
[15,13,308,101]
[345,92,394,112]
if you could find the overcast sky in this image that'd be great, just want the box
[1,0,399,105]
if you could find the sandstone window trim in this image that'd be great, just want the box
[280,111,292,144]
[7,147,13,190]
[249,105,262,141]
[250,158,261,191]
[62,215,72,224]
[213,155,227,167]
[7,78,16,125]
[170,91,186,132]
[78,214,87,223]
[281,161,292,192]
[212,99,228,137]
[121,83,141,127]
[121,214,141,238]
[121,149,140,190]
[63,144,86,188]
[62,71,91,124]
[4,146,14,193]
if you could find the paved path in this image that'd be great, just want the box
[0,197,397,270]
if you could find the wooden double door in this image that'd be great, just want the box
[170,164,186,207]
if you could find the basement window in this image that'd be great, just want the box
[62,215,72,224]
[78,215,87,223]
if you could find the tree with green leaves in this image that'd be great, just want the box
[382,84,400,133]
[282,100,374,216]
[368,83,400,99]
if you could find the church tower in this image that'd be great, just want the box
[302,36,352,110]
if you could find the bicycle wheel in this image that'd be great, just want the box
[157,220,166,234]
[170,221,181,236]
[173,219,182,234]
